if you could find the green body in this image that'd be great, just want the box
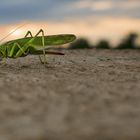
[0,34,76,58]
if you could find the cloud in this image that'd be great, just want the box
[71,0,140,18]
[74,1,114,11]
[119,0,140,9]
[74,0,140,10]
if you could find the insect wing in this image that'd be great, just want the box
[44,34,76,45]
[4,34,76,48]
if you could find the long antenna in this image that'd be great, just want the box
[0,22,28,43]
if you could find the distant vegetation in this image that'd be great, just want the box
[69,33,140,49]
[69,38,92,49]
[96,40,110,49]
[117,33,138,49]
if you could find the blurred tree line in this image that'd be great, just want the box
[69,33,140,49]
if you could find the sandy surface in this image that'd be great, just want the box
[0,49,140,140]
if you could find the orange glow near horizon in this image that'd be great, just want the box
[0,17,140,46]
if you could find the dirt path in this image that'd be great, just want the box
[0,49,140,140]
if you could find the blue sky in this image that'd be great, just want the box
[0,0,140,24]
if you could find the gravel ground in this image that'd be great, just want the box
[0,49,140,140]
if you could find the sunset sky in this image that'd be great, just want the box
[0,0,140,45]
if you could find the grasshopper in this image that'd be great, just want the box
[0,26,76,64]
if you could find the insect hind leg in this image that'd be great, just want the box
[34,29,47,65]
[24,31,33,38]
[24,29,47,64]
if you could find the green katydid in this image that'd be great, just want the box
[0,26,76,64]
